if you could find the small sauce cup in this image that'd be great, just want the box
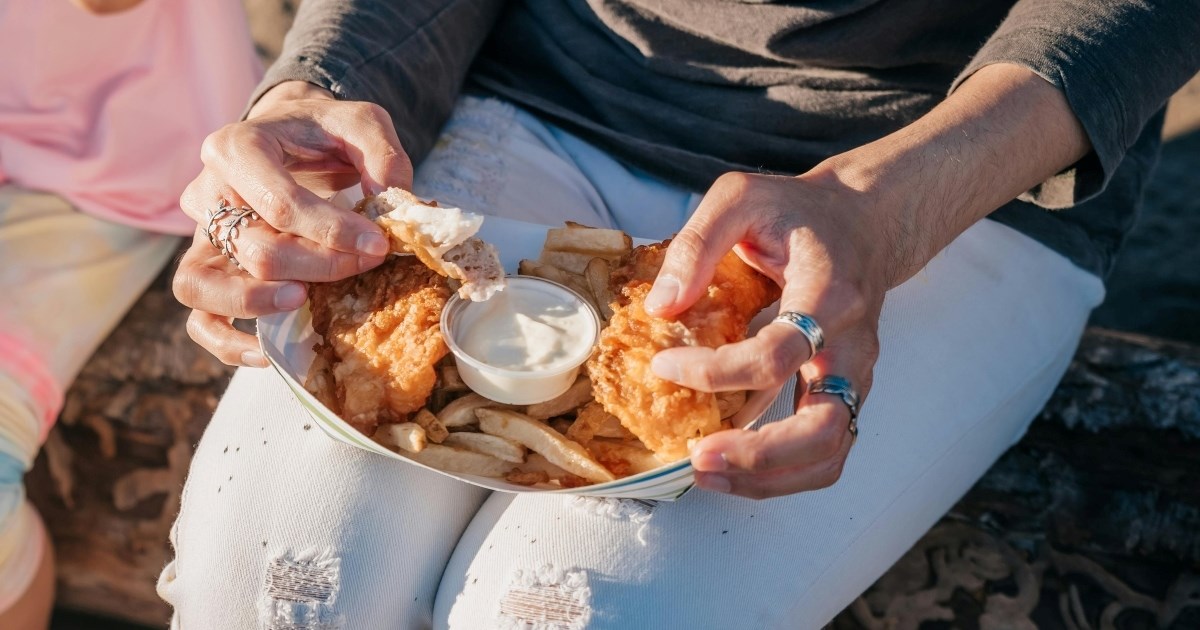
[441,275,601,404]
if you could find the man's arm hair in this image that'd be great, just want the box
[812,64,1094,288]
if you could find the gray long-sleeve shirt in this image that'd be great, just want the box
[253,0,1200,277]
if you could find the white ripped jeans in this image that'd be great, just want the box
[158,97,1105,629]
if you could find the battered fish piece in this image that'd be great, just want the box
[305,255,452,435]
[587,242,780,461]
[357,187,505,301]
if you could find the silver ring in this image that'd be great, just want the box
[808,375,860,438]
[772,311,825,361]
[205,202,258,269]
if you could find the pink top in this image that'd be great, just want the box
[0,0,262,234]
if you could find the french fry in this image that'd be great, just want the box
[543,225,632,259]
[566,401,634,443]
[437,393,517,427]
[408,444,517,477]
[439,365,467,392]
[525,376,593,420]
[511,451,590,487]
[586,438,665,476]
[476,408,615,483]
[538,250,595,275]
[413,408,449,443]
[518,259,596,306]
[514,452,571,478]
[716,390,747,420]
[548,417,573,435]
[505,469,550,486]
[584,257,614,320]
[376,422,427,453]
[517,258,569,283]
[443,432,527,463]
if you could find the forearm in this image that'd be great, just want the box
[809,63,1090,287]
[250,0,506,161]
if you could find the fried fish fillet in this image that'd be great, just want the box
[587,242,781,461]
[357,187,504,301]
[305,255,452,435]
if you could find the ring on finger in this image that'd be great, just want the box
[807,375,860,438]
[205,201,259,269]
[773,311,825,361]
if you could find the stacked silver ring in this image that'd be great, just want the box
[772,311,825,360]
[205,202,258,269]
[808,375,860,438]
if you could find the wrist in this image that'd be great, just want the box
[798,154,924,290]
[248,81,336,120]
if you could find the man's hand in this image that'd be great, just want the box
[172,81,413,366]
[652,63,1091,499]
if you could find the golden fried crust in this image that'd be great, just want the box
[588,242,781,461]
[305,256,452,435]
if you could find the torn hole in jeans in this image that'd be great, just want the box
[258,547,344,630]
[498,564,592,630]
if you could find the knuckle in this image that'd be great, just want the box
[237,239,275,279]
[363,101,391,125]
[756,343,795,387]
[171,266,199,306]
[255,186,289,225]
[327,251,362,281]
[686,360,721,391]
[179,178,204,215]
[814,459,846,489]
[714,171,756,199]
[227,288,255,320]
[816,424,847,460]
[669,228,707,265]
[199,127,231,165]
[833,280,870,324]
[184,311,207,345]
[381,147,413,176]
[318,216,355,249]
[738,434,776,473]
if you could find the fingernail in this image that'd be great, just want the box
[274,283,307,310]
[644,274,680,315]
[697,474,731,493]
[651,352,681,382]
[241,350,266,367]
[692,449,728,472]
[357,231,389,257]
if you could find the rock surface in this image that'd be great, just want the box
[832,330,1200,629]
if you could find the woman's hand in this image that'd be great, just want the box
[173,81,413,366]
[647,170,890,500]
[652,63,1092,499]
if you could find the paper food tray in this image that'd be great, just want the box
[258,216,779,501]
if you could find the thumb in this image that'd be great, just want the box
[644,184,751,317]
[323,102,415,195]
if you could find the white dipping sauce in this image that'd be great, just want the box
[458,287,593,371]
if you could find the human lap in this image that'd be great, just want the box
[164,101,1103,628]
[161,0,1197,627]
